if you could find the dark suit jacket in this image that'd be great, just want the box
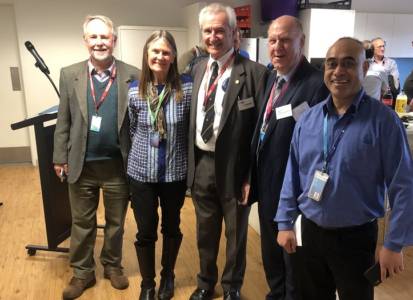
[53,59,140,183]
[249,57,329,220]
[187,54,268,199]
[403,70,413,100]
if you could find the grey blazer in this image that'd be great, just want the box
[53,59,139,183]
[187,53,268,199]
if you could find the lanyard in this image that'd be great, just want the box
[263,79,289,123]
[146,85,168,127]
[88,65,117,114]
[203,52,235,108]
[322,113,353,173]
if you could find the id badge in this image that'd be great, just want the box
[90,115,102,132]
[308,170,329,202]
[259,124,267,142]
[150,131,160,148]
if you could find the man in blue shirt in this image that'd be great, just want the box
[276,37,413,300]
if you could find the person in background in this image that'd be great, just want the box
[127,30,192,300]
[178,45,208,75]
[276,37,413,300]
[248,15,329,300]
[371,37,400,99]
[187,3,267,300]
[404,71,413,110]
[53,15,139,300]
[234,28,250,59]
[362,40,388,100]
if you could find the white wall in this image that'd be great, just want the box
[4,0,259,164]
[354,12,413,57]
[0,4,29,148]
[300,9,355,59]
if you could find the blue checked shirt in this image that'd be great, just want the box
[127,74,192,182]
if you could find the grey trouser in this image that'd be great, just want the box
[68,158,129,279]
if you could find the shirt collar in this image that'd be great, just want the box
[372,56,388,66]
[323,89,366,116]
[88,59,115,77]
[208,47,235,70]
[276,55,303,83]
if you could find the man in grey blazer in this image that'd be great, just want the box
[187,4,267,300]
[53,15,139,300]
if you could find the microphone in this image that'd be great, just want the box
[24,41,50,74]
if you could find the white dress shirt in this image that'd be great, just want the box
[196,48,234,152]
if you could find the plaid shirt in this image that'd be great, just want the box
[127,74,192,182]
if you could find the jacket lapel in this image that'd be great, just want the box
[262,65,303,145]
[74,61,88,123]
[116,60,134,133]
[255,72,277,151]
[218,55,245,136]
[190,59,208,135]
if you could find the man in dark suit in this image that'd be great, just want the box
[53,15,139,300]
[249,16,329,300]
[187,3,267,300]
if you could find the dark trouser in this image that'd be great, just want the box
[192,149,250,292]
[68,158,129,279]
[129,179,186,245]
[258,202,298,300]
[297,215,377,300]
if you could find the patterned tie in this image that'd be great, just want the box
[201,61,219,143]
[271,77,286,109]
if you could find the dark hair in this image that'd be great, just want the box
[140,30,182,100]
[363,40,374,59]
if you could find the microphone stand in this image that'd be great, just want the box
[33,61,60,98]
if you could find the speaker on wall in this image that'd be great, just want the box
[261,0,298,22]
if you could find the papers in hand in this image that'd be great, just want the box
[294,214,302,247]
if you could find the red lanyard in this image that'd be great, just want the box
[203,53,235,108]
[88,65,117,113]
[263,79,289,122]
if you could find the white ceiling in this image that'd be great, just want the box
[1,0,413,14]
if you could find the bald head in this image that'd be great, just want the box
[267,15,304,75]
[268,15,303,36]
[324,37,368,104]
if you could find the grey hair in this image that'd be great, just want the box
[199,3,237,30]
[83,15,116,38]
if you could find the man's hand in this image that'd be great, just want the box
[239,182,250,206]
[378,246,404,282]
[277,230,297,254]
[54,163,68,179]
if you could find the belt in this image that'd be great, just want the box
[306,216,377,233]
[195,146,215,158]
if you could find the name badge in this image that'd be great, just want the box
[90,115,102,132]
[308,170,329,202]
[237,97,255,111]
[292,101,310,121]
[150,131,160,148]
[275,104,293,120]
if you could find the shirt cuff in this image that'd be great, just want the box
[277,221,294,231]
[383,240,403,253]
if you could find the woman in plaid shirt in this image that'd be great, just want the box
[127,30,192,300]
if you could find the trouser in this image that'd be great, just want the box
[192,149,250,292]
[129,179,186,245]
[297,215,377,300]
[258,202,299,300]
[130,179,186,289]
[68,158,129,279]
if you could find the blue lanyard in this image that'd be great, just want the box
[322,113,353,173]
